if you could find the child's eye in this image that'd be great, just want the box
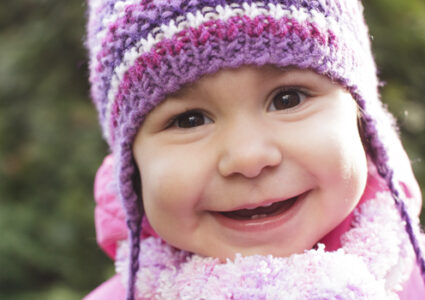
[268,89,307,111]
[169,110,212,129]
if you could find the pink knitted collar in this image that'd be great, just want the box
[115,190,416,300]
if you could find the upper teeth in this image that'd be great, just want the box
[244,203,273,211]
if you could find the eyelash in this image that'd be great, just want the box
[166,88,310,129]
[267,88,309,112]
[166,109,212,129]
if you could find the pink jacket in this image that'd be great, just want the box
[85,155,425,300]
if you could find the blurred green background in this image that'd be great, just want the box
[0,0,424,299]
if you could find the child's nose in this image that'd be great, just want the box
[217,123,282,178]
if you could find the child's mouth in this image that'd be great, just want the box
[212,192,308,232]
[219,197,298,220]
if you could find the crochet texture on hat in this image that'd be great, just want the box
[86,1,425,298]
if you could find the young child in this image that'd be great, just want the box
[85,0,425,299]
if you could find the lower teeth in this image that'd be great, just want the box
[250,214,268,220]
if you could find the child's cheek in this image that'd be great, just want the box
[285,95,367,202]
[140,148,206,229]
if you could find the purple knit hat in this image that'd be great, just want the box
[86,0,425,298]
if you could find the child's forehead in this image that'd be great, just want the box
[169,66,321,96]
[168,65,339,99]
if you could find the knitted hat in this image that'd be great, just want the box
[86,0,425,298]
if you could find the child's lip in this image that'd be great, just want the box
[211,191,310,232]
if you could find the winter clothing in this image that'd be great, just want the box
[85,0,425,298]
[85,155,425,299]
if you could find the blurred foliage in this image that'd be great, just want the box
[364,0,425,201]
[0,0,424,299]
[0,1,111,299]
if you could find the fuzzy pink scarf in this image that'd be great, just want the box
[115,191,418,300]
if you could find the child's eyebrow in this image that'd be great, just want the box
[168,83,196,99]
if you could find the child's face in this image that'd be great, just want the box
[133,65,368,260]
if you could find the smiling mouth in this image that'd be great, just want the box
[219,197,298,221]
